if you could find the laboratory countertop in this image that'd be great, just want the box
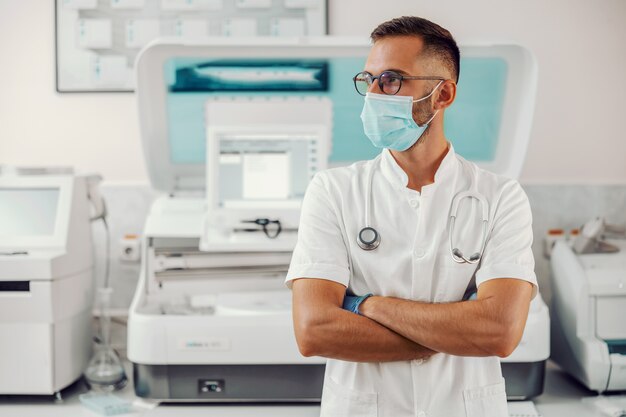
[0,361,622,417]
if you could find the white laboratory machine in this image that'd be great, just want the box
[127,38,549,401]
[0,169,96,396]
[550,239,626,392]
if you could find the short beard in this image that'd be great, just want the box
[412,97,436,127]
[407,99,436,150]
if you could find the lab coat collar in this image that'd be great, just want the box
[380,142,457,195]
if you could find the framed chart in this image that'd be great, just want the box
[55,0,328,92]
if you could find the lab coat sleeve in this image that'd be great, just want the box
[285,172,350,289]
[475,181,538,299]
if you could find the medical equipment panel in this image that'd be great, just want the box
[200,98,331,252]
[0,173,95,396]
[551,240,626,392]
[215,135,311,204]
[204,98,330,209]
[202,97,330,248]
[217,131,318,202]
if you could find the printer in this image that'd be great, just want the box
[550,239,626,392]
[127,38,549,401]
[0,169,96,396]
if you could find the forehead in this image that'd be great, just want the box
[365,36,426,74]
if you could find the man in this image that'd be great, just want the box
[286,16,537,417]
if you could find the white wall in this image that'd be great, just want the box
[1,0,625,184]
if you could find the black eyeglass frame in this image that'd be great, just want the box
[353,70,446,96]
[242,218,283,239]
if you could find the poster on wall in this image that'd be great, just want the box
[55,0,328,92]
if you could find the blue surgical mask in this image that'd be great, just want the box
[360,81,443,151]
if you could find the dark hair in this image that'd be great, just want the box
[370,16,460,83]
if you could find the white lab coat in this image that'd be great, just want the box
[286,144,537,417]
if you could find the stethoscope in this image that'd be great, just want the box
[356,159,490,264]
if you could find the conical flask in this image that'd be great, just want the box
[84,287,127,391]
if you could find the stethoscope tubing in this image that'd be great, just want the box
[357,157,490,264]
[357,158,381,251]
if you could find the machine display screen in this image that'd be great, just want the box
[0,188,60,236]
[217,136,313,208]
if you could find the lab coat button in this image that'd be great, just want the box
[409,199,419,208]
[417,411,427,417]
[415,248,426,258]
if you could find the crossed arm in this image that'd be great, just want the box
[292,277,533,362]
[292,278,435,362]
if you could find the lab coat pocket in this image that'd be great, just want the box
[320,377,378,417]
[462,379,508,417]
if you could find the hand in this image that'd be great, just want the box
[342,292,373,315]
[356,295,376,317]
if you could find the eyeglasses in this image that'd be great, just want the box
[353,70,446,96]
[241,218,283,239]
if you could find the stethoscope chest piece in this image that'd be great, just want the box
[357,226,380,251]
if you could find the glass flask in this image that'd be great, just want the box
[84,287,128,391]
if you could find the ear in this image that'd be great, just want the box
[433,80,457,110]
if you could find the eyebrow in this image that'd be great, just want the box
[362,68,410,76]
[384,68,410,75]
